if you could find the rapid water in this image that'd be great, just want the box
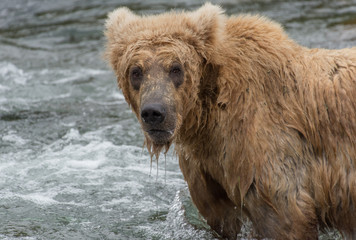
[0,1,355,239]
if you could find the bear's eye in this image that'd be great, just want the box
[130,66,143,90]
[169,63,184,88]
[170,66,181,74]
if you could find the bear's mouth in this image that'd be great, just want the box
[146,129,174,145]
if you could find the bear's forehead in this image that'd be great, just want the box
[131,14,188,31]
[122,15,196,45]
[127,46,186,67]
[124,37,193,63]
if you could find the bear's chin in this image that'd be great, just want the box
[145,132,174,158]
[146,130,173,145]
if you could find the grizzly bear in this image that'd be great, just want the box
[104,3,356,239]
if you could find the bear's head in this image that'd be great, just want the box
[104,3,225,155]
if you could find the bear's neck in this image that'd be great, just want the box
[175,72,225,165]
[174,93,230,190]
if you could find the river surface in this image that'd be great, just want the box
[0,0,355,239]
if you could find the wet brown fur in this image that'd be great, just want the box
[104,4,356,239]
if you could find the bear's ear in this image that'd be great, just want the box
[105,7,137,38]
[104,7,138,71]
[188,3,225,56]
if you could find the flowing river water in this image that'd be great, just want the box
[0,0,355,239]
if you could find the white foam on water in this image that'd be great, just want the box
[53,75,83,84]
[38,128,151,182]
[111,90,125,100]
[0,191,58,206]
[103,197,132,206]
[19,193,60,205]
[162,188,217,240]
[0,127,115,199]
[0,84,10,91]
[0,97,9,111]
[81,124,123,140]
[51,68,108,85]
[2,132,28,145]
[62,128,81,140]
[81,68,108,76]
[0,235,36,240]
[39,93,71,102]
[66,159,103,170]
[84,96,124,106]
[43,140,111,171]
[0,125,192,238]
[0,62,29,85]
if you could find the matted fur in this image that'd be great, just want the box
[104,3,356,239]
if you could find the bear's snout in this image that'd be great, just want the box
[140,101,176,145]
[141,103,166,125]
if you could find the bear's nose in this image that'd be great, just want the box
[140,103,166,125]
